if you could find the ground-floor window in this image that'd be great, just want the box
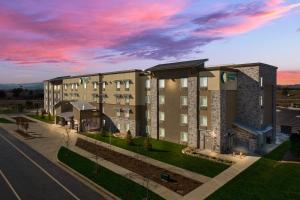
[125,123,130,131]
[159,128,165,138]
[117,123,121,131]
[180,132,188,142]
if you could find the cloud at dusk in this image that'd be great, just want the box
[0,0,299,83]
[278,71,300,85]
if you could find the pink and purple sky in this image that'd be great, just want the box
[0,0,300,84]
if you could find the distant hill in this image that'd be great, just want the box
[0,82,43,90]
[278,84,300,90]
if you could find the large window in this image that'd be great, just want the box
[125,123,130,131]
[83,82,87,89]
[180,132,188,142]
[159,128,165,138]
[125,110,130,118]
[116,110,121,117]
[125,96,130,104]
[145,95,150,104]
[93,82,97,89]
[125,80,130,90]
[146,110,151,120]
[260,95,263,106]
[117,123,121,130]
[200,77,208,88]
[181,96,188,106]
[64,84,68,90]
[159,95,165,105]
[159,112,165,121]
[159,79,165,89]
[145,79,151,89]
[180,114,188,124]
[102,82,106,90]
[260,77,264,87]
[200,115,207,127]
[116,81,121,90]
[181,78,188,88]
[200,96,208,107]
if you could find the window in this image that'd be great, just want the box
[159,79,165,89]
[116,97,121,104]
[83,82,87,89]
[200,115,207,127]
[71,84,74,90]
[159,128,165,138]
[260,77,263,87]
[159,112,165,121]
[117,123,121,130]
[116,81,121,90]
[181,78,188,88]
[146,125,150,134]
[181,96,188,106]
[180,114,188,124]
[260,95,263,106]
[93,82,97,89]
[102,119,106,126]
[102,82,106,90]
[58,85,60,90]
[125,96,130,104]
[54,85,57,90]
[180,132,188,142]
[146,110,151,120]
[116,110,121,117]
[102,107,105,113]
[145,79,151,89]
[45,85,48,90]
[200,96,208,107]
[159,95,165,105]
[145,96,150,104]
[125,110,130,118]
[75,83,78,90]
[125,123,130,131]
[64,84,67,90]
[125,80,130,90]
[200,77,208,88]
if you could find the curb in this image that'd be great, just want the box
[57,158,121,200]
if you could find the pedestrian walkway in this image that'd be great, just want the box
[0,114,261,200]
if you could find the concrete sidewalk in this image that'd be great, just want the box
[0,114,261,200]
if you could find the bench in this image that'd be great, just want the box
[160,172,170,182]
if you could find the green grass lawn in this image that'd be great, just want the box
[207,141,300,200]
[0,118,14,123]
[57,147,164,200]
[27,114,54,124]
[86,134,229,177]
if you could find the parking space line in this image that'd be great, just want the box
[0,133,80,200]
[0,169,21,200]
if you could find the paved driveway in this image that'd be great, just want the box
[0,127,106,200]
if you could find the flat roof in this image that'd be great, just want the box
[212,62,277,69]
[145,59,208,72]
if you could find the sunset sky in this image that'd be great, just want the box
[0,0,299,84]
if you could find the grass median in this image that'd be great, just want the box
[57,146,164,200]
[0,118,14,123]
[207,141,300,200]
[86,134,229,177]
[27,114,54,124]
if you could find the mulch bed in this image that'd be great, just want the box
[76,138,202,195]
[12,117,35,123]
[15,129,33,138]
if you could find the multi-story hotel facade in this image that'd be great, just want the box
[44,59,277,154]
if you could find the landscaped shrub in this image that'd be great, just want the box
[290,133,300,159]
[126,130,134,145]
[144,136,152,150]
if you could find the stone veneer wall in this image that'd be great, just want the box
[235,66,261,129]
[150,78,158,139]
[210,90,228,153]
[260,65,277,142]
[188,76,198,148]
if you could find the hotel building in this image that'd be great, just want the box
[44,59,277,153]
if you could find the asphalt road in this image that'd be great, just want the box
[0,127,106,200]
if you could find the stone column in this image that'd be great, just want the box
[188,76,198,148]
[150,78,158,139]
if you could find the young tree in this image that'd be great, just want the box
[126,130,134,146]
[23,122,29,134]
[144,135,152,151]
